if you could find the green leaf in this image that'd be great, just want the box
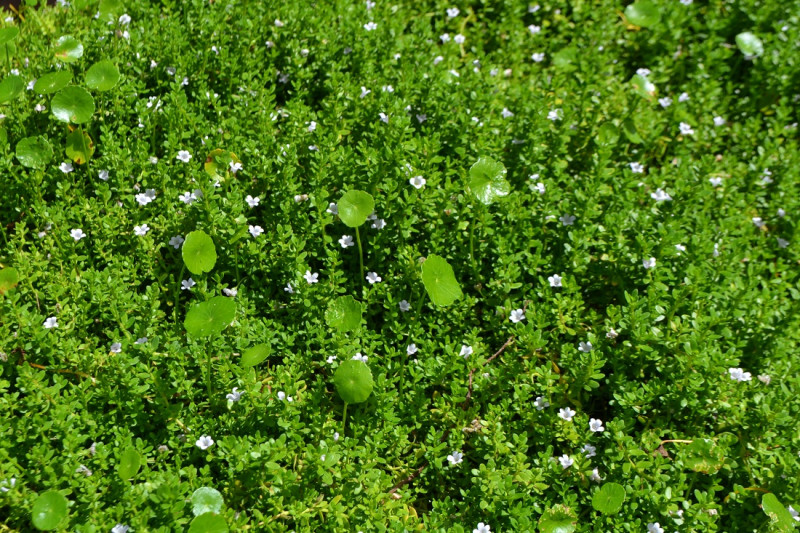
[680,438,725,474]
[468,156,509,205]
[204,149,241,180]
[65,129,95,164]
[538,504,577,533]
[736,32,764,57]
[98,0,123,21]
[31,491,68,531]
[0,267,19,295]
[185,296,236,338]
[182,230,217,275]
[33,71,73,95]
[621,118,643,144]
[597,123,619,146]
[762,493,796,532]
[0,27,19,47]
[592,483,626,514]
[631,74,656,98]
[625,0,660,27]
[16,136,53,169]
[192,487,224,517]
[53,35,84,63]
[325,295,362,332]
[0,75,24,104]
[551,47,578,71]
[188,513,228,533]
[51,86,95,124]
[333,359,374,404]
[421,254,462,307]
[240,343,271,367]
[337,190,375,228]
[117,447,141,481]
[85,60,120,91]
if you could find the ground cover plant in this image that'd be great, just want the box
[0,0,799,531]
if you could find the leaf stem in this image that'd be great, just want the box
[355,226,364,284]
[342,402,348,436]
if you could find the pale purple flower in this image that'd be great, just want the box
[589,418,605,432]
[195,435,214,450]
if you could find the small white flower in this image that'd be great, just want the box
[589,418,605,432]
[304,271,319,284]
[528,24,541,35]
[399,300,411,312]
[178,191,197,205]
[60,162,74,173]
[679,122,694,135]
[135,337,148,344]
[647,523,664,533]
[382,84,394,92]
[473,523,491,533]
[534,396,549,410]
[606,328,618,339]
[454,34,465,44]
[409,176,426,189]
[339,235,354,248]
[678,92,690,102]
[675,244,686,254]
[229,161,243,174]
[71,229,87,241]
[713,116,726,127]
[181,278,196,291]
[433,55,444,65]
[447,450,463,465]
[680,0,692,4]
[440,33,451,43]
[407,344,418,356]
[548,274,562,287]
[274,19,284,27]
[366,272,382,284]
[658,97,672,108]
[531,52,545,63]
[245,195,260,208]
[176,150,192,163]
[777,238,789,249]
[169,235,184,249]
[371,218,386,230]
[636,68,651,77]
[307,120,317,133]
[559,214,576,226]
[459,345,473,358]
[558,407,576,421]
[363,21,377,31]
[558,454,573,469]
[509,309,525,323]
[579,341,593,353]
[501,107,514,119]
[752,217,765,228]
[111,524,130,533]
[352,353,368,363]
[757,374,771,385]
[534,182,546,194]
[294,194,309,203]
[222,287,237,297]
[249,225,264,237]
[226,387,242,402]
[379,112,389,123]
[728,367,752,382]
[327,202,339,215]
[133,224,150,236]
[629,162,644,173]
[284,283,294,294]
[709,177,723,187]
[44,317,58,329]
[195,435,214,450]
[651,188,672,202]
[118,13,131,24]
[777,208,785,217]
[447,7,460,17]
[98,170,110,181]
[277,391,286,400]
[786,505,799,521]
[547,109,562,121]
[583,444,597,458]
[110,342,122,353]
[149,156,159,165]
[590,468,602,482]
[643,257,656,269]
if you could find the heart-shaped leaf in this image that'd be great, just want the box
[0,75,24,104]
[34,71,73,95]
[337,190,375,228]
[188,513,228,533]
[0,27,19,47]
[421,254,462,307]
[117,447,141,481]
[736,32,764,57]
[182,230,217,275]
[16,136,53,169]
[65,129,95,164]
[31,491,68,531]
[625,0,660,27]
[0,267,19,295]
[538,504,577,533]
[85,60,120,91]
[240,343,270,367]
[325,295,362,332]
[680,438,724,474]
[334,359,374,404]
[192,487,224,516]
[762,493,796,532]
[468,156,509,205]
[592,483,626,514]
[185,296,236,338]
[51,86,95,124]
[53,35,83,63]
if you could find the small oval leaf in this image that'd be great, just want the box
[34,71,73,95]
[53,35,84,63]
[182,230,217,275]
[85,60,120,91]
[51,86,95,124]
[325,295,362,332]
[333,359,374,404]
[240,344,271,367]
[192,487,224,517]
[185,296,236,338]
[118,447,141,481]
[31,491,68,531]
[16,136,53,169]
[337,190,375,228]
[421,254,462,307]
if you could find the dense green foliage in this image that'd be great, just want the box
[1,0,799,531]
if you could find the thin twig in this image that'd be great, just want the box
[463,336,515,408]
[387,465,426,496]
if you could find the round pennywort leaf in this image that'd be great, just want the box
[34,71,73,95]
[184,296,236,338]
[333,359,373,404]
[0,27,19,47]
[625,0,660,27]
[51,86,95,124]
[468,156,509,205]
[188,512,228,533]
[53,35,83,63]
[192,487,224,517]
[592,483,626,514]
[0,267,19,295]
[240,343,271,367]
[31,491,68,531]
[117,447,141,481]
[16,136,53,169]
[421,254,462,307]
[337,190,374,228]
[85,60,120,91]
[325,295,362,332]
[182,230,217,275]
[65,129,95,164]
[0,75,24,104]
[538,504,577,533]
